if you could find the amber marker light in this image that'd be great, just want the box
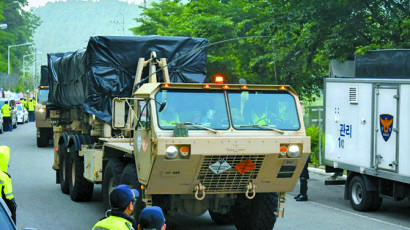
[163,83,170,88]
[141,185,145,190]
[241,85,248,90]
[180,146,190,157]
[203,84,211,89]
[214,75,224,84]
[223,85,229,89]
[280,146,288,153]
[279,86,286,90]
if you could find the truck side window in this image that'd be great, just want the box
[137,100,150,130]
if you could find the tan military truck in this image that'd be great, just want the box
[48,36,310,230]
[36,66,53,147]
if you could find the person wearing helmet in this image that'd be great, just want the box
[0,146,17,223]
[92,184,139,230]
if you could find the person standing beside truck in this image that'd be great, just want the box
[0,146,17,224]
[28,98,35,122]
[1,101,12,131]
[295,155,311,201]
[92,184,138,230]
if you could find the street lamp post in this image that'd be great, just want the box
[7,42,32,75]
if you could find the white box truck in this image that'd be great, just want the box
[324,50,410,211]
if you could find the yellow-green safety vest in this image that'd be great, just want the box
[92,215,134,230]
[1,104,11,117]
[0,170,14,200]
[28,100,35,111]
[253,113,268,125]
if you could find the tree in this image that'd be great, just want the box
[131,0,410,100]
[0,0,40,90]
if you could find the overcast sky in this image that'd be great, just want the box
[27,0,144,9]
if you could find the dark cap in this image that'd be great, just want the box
[110,184,139,210]
[139,206,165,230]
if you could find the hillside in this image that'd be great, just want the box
[33,0,142,65]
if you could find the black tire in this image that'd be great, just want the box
[37,129,49,147]
[0,123,3,134]
[209,210,234,225]
[59,143,70,194]
[370,195,383,211]
[349,176,374,211]
[233,193,278,230]
[102,159,124,210]
[68,147,94,201]
[120,164,145,226]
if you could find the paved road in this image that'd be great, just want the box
[4,123,410,229]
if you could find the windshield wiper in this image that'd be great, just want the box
[238,124,284,134]
[183,122,218,134]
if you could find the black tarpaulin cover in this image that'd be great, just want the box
[48,36,208,123]
[40,65,49,86]
[355,50,410,78]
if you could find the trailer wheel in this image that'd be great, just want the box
[59,143,69,194]
[349,176,374,211]
[120,164,145,225]
[68,148,94,201]
[103,159,124,210]
[37,129,49,147]
[233,193,278,230]
[209,210,234,225]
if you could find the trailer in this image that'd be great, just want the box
[324,50,410,211]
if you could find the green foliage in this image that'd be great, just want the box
[305,126,324,167]
[0,0,40,77]
[132,0,410,100]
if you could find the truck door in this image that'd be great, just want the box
[374,86,398,171]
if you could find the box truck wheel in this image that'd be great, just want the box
[68,147,94,202]
[103,159,124,210]
[233,193,278,230]
[349,175,375,211]
[209,209,234,225]
[120,164,145,225]
[59,143,70,194]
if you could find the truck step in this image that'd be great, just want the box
[325,180,346,185]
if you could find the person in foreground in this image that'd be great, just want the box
[138,206,166,230]
[92,184,139,230]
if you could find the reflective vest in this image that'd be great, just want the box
[253,113,268,125]
[161,114,180,126]
[28,100,35,111]
[21,100,26,108]
[1,104,11,117]
[92,215,134,230]
[0,170,14,201]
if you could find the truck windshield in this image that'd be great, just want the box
[155,89,229,130]
[37,89,49,105]
[227,90,300,130]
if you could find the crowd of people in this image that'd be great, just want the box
[0,97,36,132]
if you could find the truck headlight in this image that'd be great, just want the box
[166,145,178,159]
[287,145,300,158]
[39,108,45,113]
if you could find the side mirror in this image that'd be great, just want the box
[112,98,125,129]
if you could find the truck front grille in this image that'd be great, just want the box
[197,155,264,192]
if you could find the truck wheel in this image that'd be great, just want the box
[103,159,124,210]
[120,164,145,225]
[209,210,234,225]
[370,196,383,211]
[37,129,49,147]
[233,193,278,230]
[349,176,374,211]
[59,143,70,194]
[68,148,94,202]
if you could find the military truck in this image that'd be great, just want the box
[36,65,53,147]
[47,36,310,230]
